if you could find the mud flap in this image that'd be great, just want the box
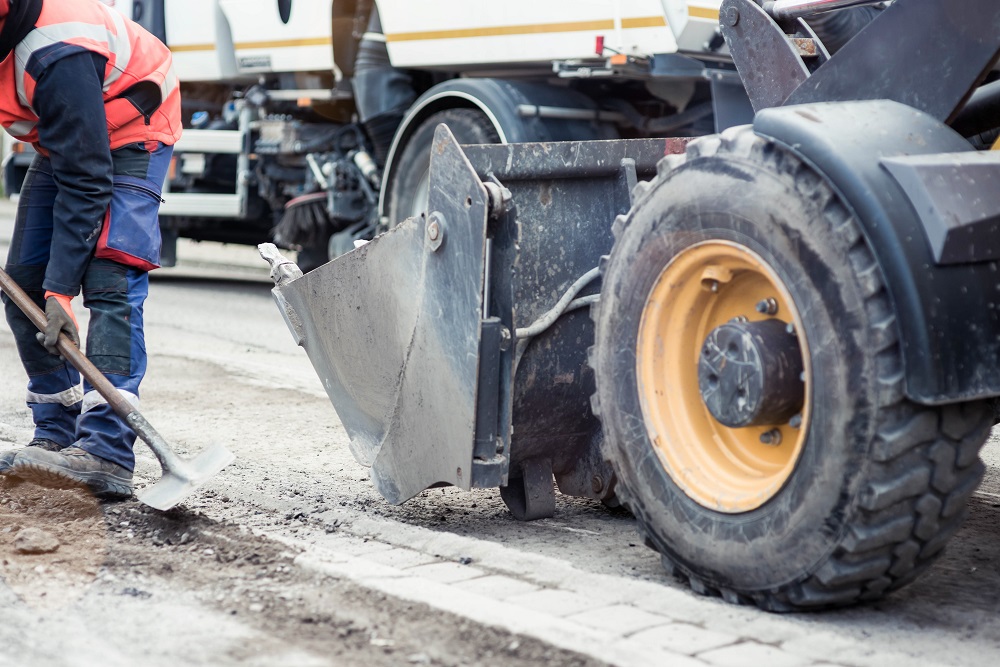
[274,126,493,503]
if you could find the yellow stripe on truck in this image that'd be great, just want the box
[234,37,332,50]
[622,16,669,29]
[170,43,216,53]
[171,37,332,54]
[688,7,722,20]
[386,16,668,43]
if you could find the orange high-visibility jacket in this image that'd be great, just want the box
[0,0,181,150]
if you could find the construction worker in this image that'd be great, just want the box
[0,0,181,498]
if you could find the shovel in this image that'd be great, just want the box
[0,267,235,510]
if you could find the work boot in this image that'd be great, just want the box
[12,446,133,500]
[0,438,64,475]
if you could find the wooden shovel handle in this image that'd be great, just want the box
[0,267,136,422]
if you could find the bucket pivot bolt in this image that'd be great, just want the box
[427,212,446,251]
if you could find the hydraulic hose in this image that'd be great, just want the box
[513,268,601,378]
[515,268,601,341]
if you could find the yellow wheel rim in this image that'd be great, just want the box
[637,241,812,513]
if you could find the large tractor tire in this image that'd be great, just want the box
[386,108,500,226]
[591,126,992,611]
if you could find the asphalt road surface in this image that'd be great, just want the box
[1,204,999,666]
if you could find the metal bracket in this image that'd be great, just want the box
[499,459,556,521]
[719,0,821,111]
[620,158,638,206]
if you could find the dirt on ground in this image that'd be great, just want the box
[0,475,600,667]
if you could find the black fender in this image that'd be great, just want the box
[755,100,1000,404]
[378,78,618,216]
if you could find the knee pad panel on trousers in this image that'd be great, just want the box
[82,259,131,374]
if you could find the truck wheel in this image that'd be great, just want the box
[592,126,991,611]
[386,108,500,226]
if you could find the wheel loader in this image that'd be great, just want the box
[262,0,1000,611]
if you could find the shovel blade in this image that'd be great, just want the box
[136,444,236,511]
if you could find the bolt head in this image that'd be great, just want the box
[760,429,783,446]
[724,7,740,27]
[756,298,779,316]
[427,221,440,241]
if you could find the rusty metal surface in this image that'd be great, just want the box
[791,38,818,57]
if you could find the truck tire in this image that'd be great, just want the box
[386,108,500,226]
[591,126,992,611]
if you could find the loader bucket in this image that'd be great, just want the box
[273,124,682,511]
[274,126,494,503]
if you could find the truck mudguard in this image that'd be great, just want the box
[755,100,1000,405]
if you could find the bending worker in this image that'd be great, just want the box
[0,0,181,499]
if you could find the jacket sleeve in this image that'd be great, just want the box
[33,51,114,297]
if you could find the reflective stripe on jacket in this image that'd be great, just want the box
[0,0,181,150]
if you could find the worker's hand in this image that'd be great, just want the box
[35,292,80,356]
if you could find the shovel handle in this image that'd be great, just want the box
[0,267,186,470]
[0,267,135,419]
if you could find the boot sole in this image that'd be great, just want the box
[13,460,133,500]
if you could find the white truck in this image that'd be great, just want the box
[133,0,749,270]
[7,2,873,269]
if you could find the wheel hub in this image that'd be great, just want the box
[635,241,812,513]
[698,319,804,428]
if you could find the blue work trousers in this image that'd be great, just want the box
[2,144,171,471]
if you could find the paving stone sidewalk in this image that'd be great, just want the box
[272,518,938,667]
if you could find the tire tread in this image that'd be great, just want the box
[592,126,990,611]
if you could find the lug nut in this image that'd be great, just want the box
[760,429,783,446]
[756,298,779,316]
[789,414,803,429]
